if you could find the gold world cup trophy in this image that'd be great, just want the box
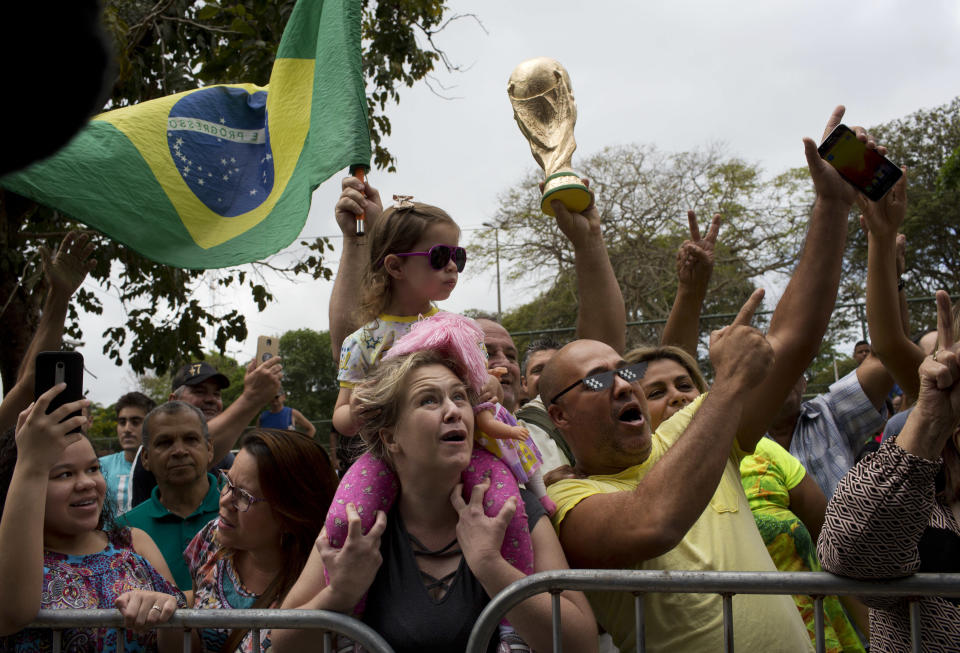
[508,57,592,217]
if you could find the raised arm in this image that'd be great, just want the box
[0,387,88,635]
[558,291,774,568]
[329,176,382,364]
[290,408,316,438]
[819,293,960,592]
[861,171,923,402]
[736,106,881,451]
[206,358,283,464]
[660,211,720,356]
[551,187,626,353]
[0,231,95,432]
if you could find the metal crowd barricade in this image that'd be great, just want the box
[27,608,394,653]
[466,569,960,653]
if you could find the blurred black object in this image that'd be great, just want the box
[2,1,114,176]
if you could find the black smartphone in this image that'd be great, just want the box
[818,124,902,201]
[34,351,84,433]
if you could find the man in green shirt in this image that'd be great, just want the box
[121,401,220,590]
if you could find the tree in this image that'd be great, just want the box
[0,0,472,390]
[472,144,814,352]
[278,328,339,422]
[88,402,120,454]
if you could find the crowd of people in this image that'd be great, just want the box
[0,104,958,653]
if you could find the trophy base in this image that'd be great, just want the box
[540,172,592,217]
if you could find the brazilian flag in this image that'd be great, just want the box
[1,0,369,269]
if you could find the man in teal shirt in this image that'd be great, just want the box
[99,392,155,514]
[121,401,220,590]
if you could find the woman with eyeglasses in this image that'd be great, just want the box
[171,428,337,653]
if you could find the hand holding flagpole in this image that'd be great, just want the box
[350,165,367,236]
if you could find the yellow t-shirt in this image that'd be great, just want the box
[549,395,812,653]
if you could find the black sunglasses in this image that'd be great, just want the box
[395,244,467,272]
[549,361,649,405]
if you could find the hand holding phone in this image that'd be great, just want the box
[33,351,84,434]
[818,124,902,201]
[16,384,88,464]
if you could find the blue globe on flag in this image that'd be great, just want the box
[167,87,275,217]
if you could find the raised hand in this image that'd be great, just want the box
[335,175,383,237]
[902,291,960,457]
[858,167,907,239]
[15,384,89,471]
[451,477,517,573]
[549,178,600,249]
[42,231,96,298]
[243,356,283,404]
[803,105,886,207]
[677,210,720,286]
[708,288,773,393]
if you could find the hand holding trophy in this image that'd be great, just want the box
[508,57,592,217]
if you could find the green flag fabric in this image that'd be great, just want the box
[1,0,369,269]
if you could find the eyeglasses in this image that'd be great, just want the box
[218,470,266,512]
[549,361,649,405]
[395,244,467,272]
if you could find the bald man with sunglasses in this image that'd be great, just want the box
[539,294,812,653]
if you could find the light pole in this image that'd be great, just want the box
[482,222,502,320]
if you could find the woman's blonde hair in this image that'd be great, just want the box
[353,350,475,466]
[624,344,708,393]
[356,202,459,324]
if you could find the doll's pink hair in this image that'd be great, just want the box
[382,312,489,392]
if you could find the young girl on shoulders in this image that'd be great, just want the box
[332,194,468,435]
[0,384,184,652]
[328,187,551,652]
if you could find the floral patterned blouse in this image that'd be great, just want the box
[0,528,185,652]
[185,519,274,652]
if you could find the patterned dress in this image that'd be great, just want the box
[819,439,960,652]
[185,519,273,653]
[740,438,865,652]
[0,528,185,653]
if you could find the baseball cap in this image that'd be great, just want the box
[171,362,230,392]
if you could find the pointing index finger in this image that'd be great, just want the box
[935,290,955,352]
[732,288,765,327]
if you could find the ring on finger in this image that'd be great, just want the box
[150,603,162,612]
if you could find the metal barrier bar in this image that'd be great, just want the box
[27,608,394,653]
[551,591,562,653]
[721,594,733,653]
[633,594,645,653]
[910,601,922,653]
[812,596,825,653]
[465,570,960,653]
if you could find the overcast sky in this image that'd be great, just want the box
[61,0,960,404]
